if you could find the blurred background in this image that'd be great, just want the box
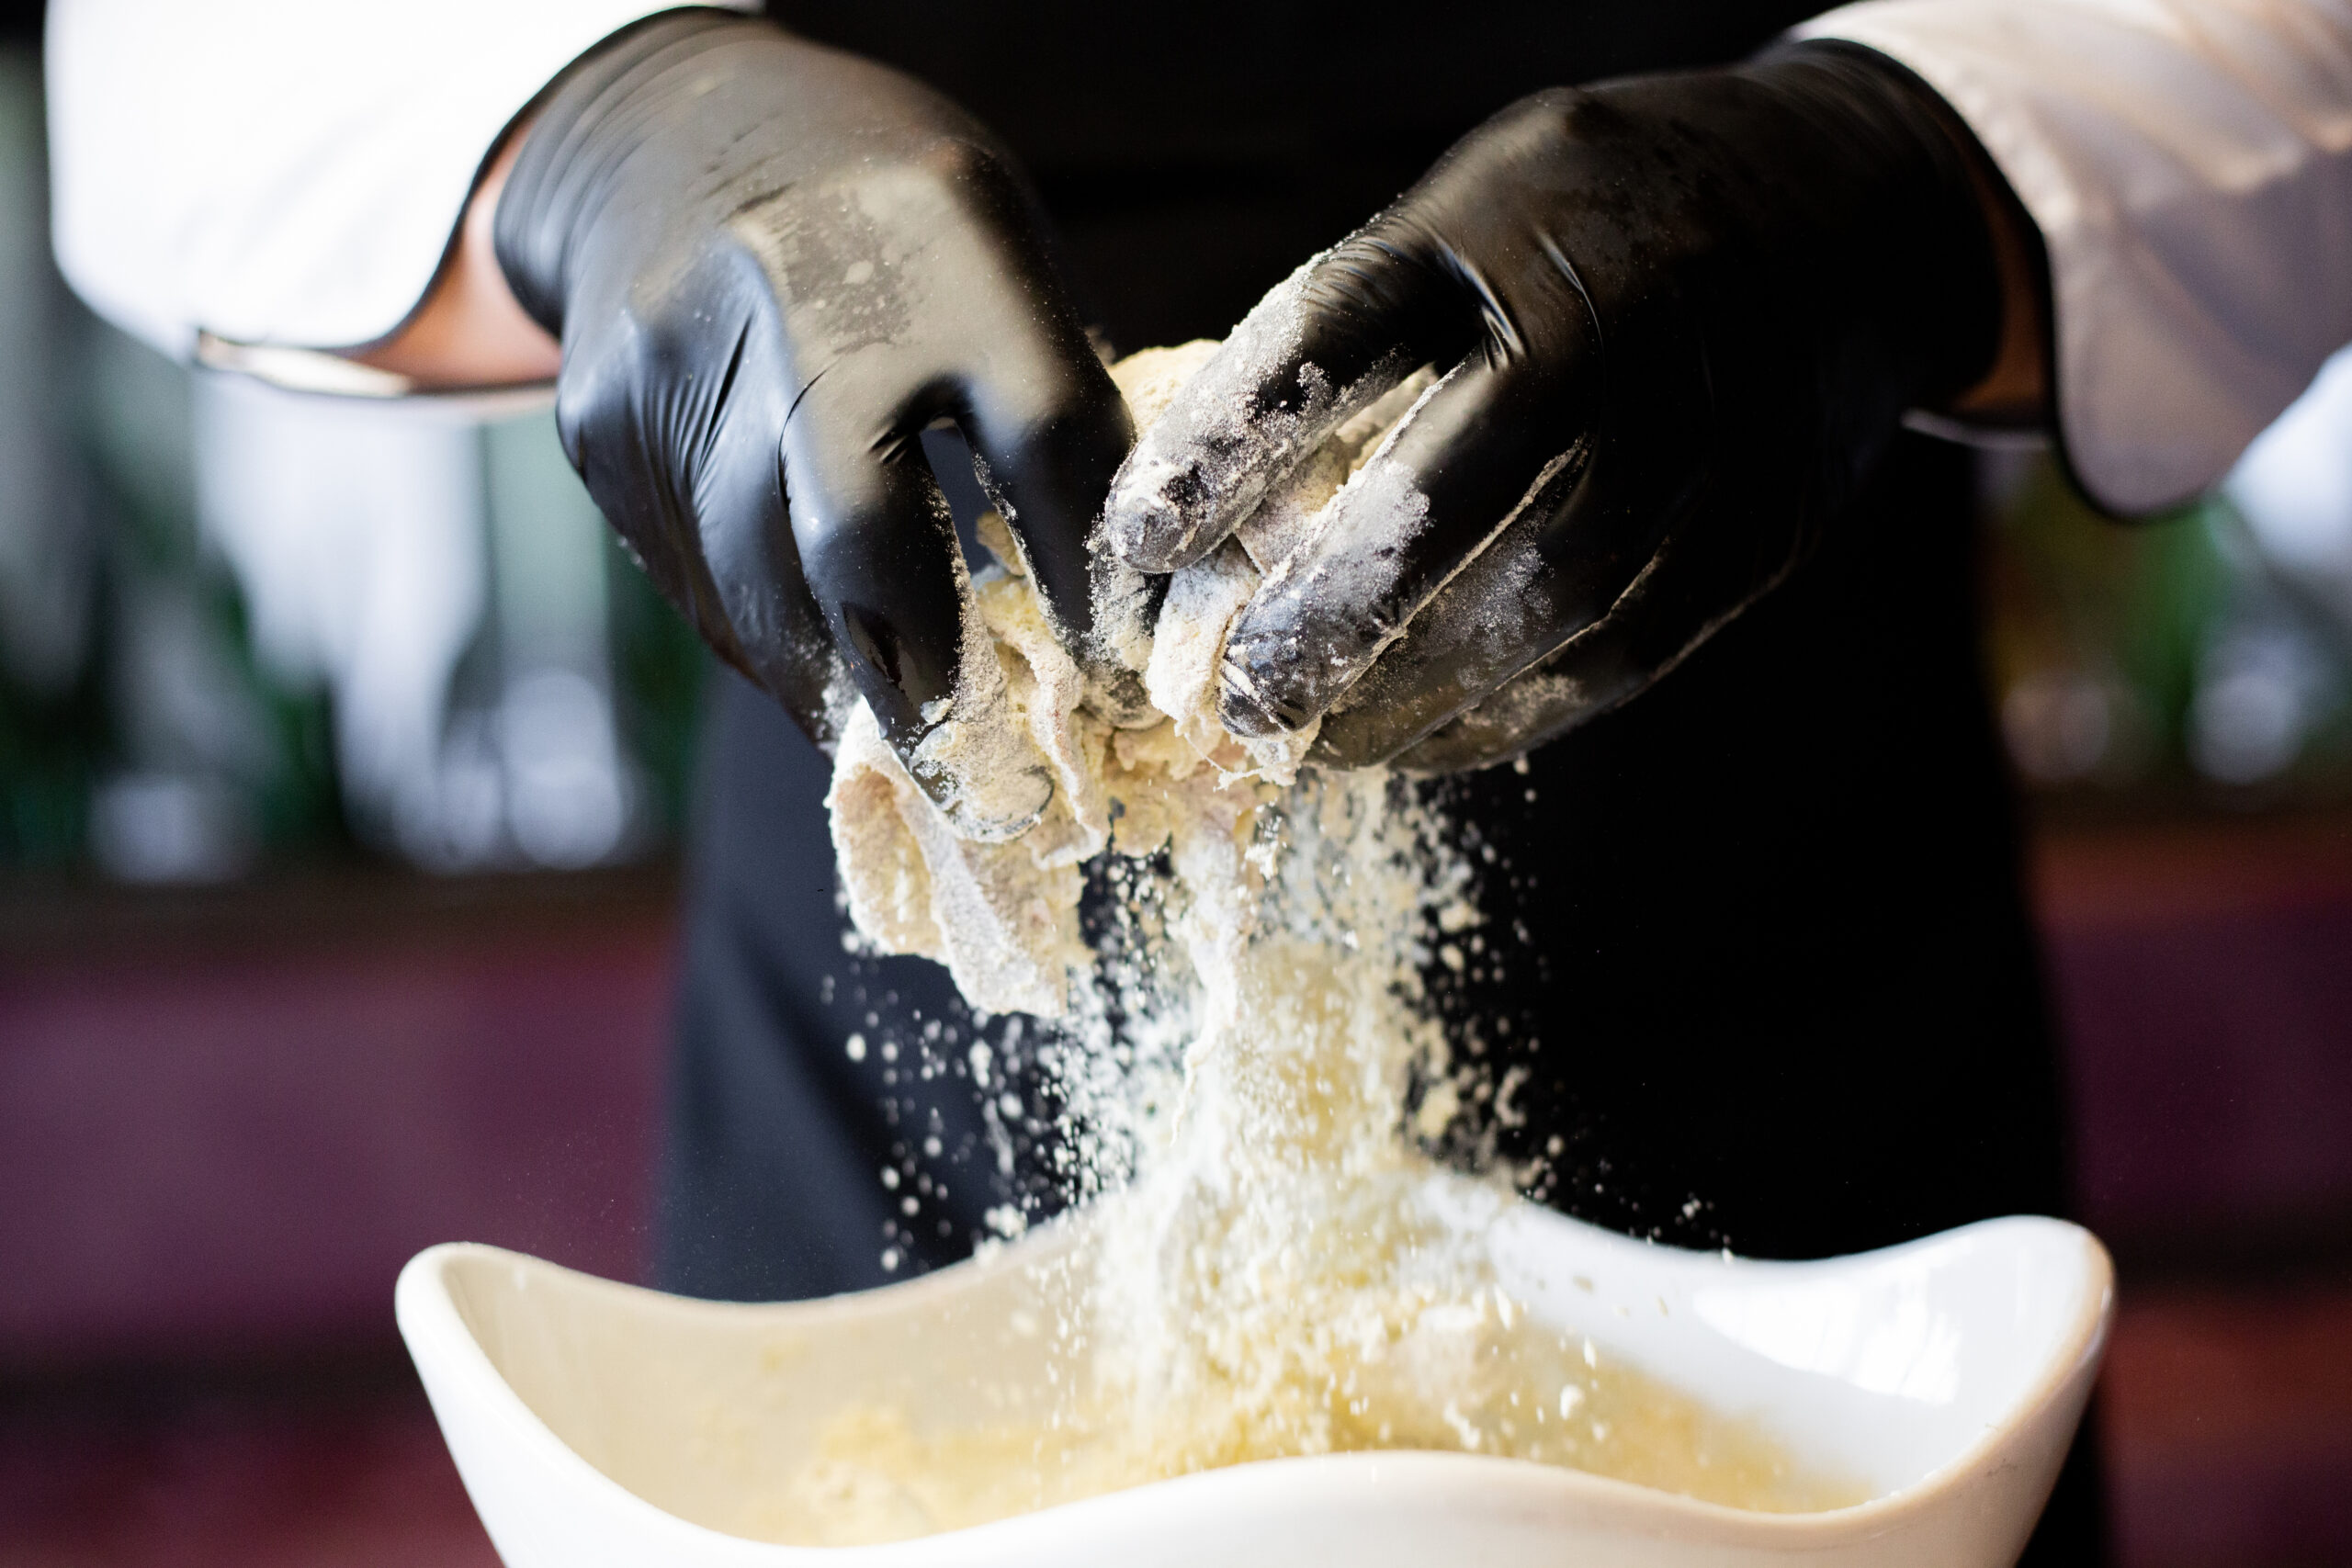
[2,21,2348,1568]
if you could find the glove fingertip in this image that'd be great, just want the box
[1102,451,1217,573]
[1216,624,1321,740]
[1102,252,1424,575]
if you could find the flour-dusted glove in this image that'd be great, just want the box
[1102,44,2006,772]
[496,10,1133,834]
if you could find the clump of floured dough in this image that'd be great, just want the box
[826,532,1112,1016]
[900,501,1057,845]
[827,340,1421,1014]
[1103,339,1223,432]
[1141,538,1269,773]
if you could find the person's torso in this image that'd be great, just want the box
[768,1,1829,345]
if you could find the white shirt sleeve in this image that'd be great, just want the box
[43,0,720,359]
[1799,0,2352,514]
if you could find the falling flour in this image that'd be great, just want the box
[810,344,1858,1542]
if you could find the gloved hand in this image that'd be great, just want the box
[495,10,1133,834]
[1102,44,2007,772]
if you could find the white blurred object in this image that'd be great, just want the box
[89,771,254,883]
[195,375,486,840]
[195,378,637,871]
[498,668,627,870]
[2226,344,2352,615]
[2188,620,2339,784]
[2184,365,2352,785]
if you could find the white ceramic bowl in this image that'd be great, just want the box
[397,1190,2110,1568]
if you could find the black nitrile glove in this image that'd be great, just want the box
[496,10,1133,834]
[1102,43,2006,773]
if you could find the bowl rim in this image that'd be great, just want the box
[396,1213,2113,1557]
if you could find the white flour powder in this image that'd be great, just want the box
[811,344,1851,1539]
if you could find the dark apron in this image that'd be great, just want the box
[654,6,2098,1558]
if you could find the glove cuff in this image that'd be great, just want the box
[492,8,774,339]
